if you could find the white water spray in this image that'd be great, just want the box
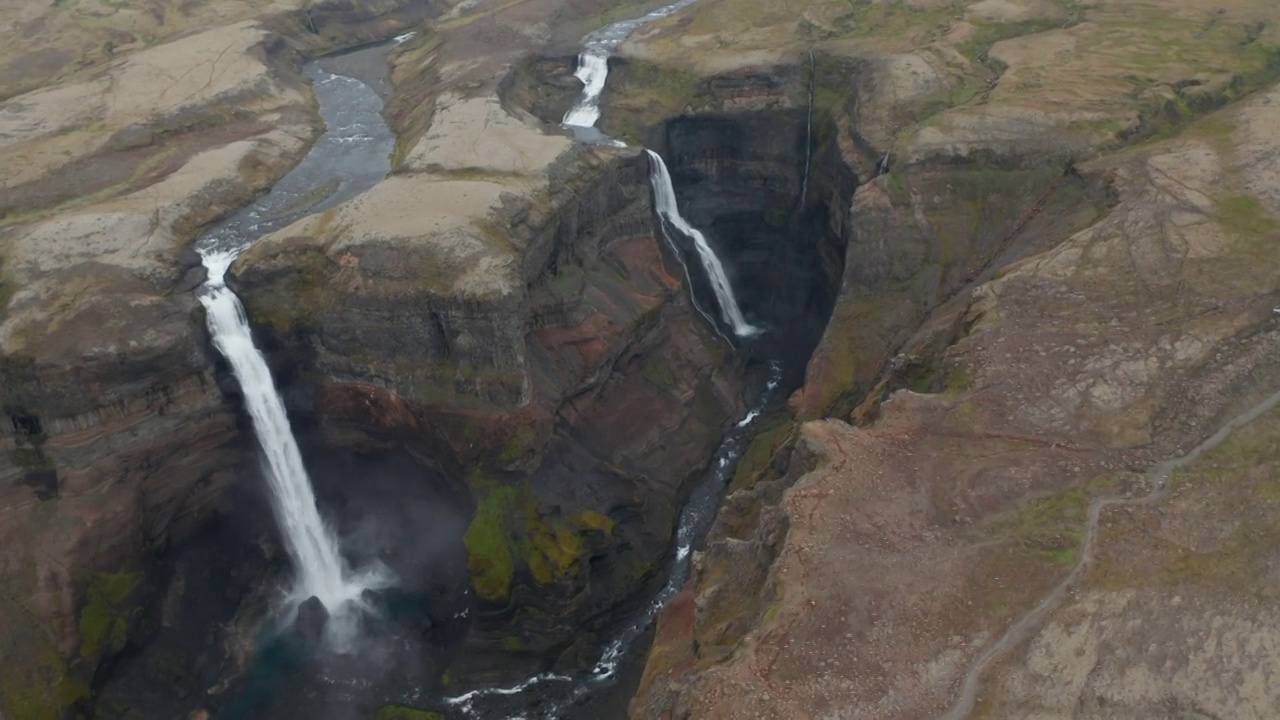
[645,149,759,337]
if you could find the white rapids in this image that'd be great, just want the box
[561,0,701,139]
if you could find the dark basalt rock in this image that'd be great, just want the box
[295,596,329,644]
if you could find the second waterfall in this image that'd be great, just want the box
[645,149,759,338]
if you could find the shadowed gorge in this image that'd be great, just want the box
[648,111,846,377]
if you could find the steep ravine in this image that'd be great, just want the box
[71,51,1105,719]
[221,111,851,716]
[119,76,855,720]
[6,0,1276,718]
[604,59,1117,718]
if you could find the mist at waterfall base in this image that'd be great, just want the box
[194,51,400,637]
[85,45,470,720]
[201,255,387,647]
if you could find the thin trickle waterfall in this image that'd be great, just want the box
[645,149,759,337]
[801,50,815,208]
[193,62,396,642]
[200,253,355,609]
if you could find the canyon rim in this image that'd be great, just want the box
[2,0,1280,719]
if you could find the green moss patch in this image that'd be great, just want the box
[998,488,1088,567]
[499,425,537,465]
[463,484,519,602]
[373,705,444,720]
[641,355,677,389]
[1090,405,1280,593]
[0,628,80,720]
[240,244,339,335]
[464,481,613,601]
[0,253,14,322]
[729,419,795,494]
[573,510,615,535]
[523,503,584,586]
[78,570,142,661]
[599,60,701,143]
[801,0,958,47]
[1216,193,1278,244]
[959,16,1067,67]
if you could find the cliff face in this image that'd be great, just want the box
[620,1,1280,718]
[226,2,856,681]
[0,2,437,715]
[6,0,1280,717]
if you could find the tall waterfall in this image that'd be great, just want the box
[645,149,759,337]
[192,62,396,641]
[199,253,357,609]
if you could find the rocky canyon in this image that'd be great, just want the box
[1,0,1279,719]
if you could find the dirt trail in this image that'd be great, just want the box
[935,382,1280,720]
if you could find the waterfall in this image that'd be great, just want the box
[190,60,396,645]
[563,48,609,128]
[644,149,759,338]
[800,50,814,208]
[199,253,358,610]
[652,208,732,346]
[561,0,701,135]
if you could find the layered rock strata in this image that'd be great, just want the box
[0,2,436,714]
[621,1,1280,717]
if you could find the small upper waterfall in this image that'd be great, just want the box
[193,62,396,640]
[562,0,700,135]
[563,48,609,128]
[645,149,759,337]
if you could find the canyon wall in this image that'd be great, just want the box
[0,2,440,715]
[231,143,748,676]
